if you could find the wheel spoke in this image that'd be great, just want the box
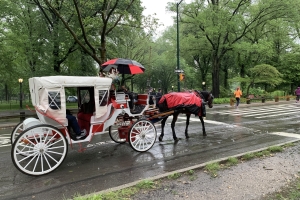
[43,153,52,169]
[32,154,41,172]
[23,154,38,169]
[44,152,59,164]
[47,138,63,147]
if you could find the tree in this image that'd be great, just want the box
[230,64,283,96]
[43,0,144,68]
[172,0,299,97]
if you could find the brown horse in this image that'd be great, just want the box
[157,90,214,141]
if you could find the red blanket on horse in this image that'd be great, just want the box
[158,92,203,116]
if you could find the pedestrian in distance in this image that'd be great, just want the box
[294,86,300,103]
[234,87,242,108]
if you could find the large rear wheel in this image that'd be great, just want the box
[11,124,68,176]
[128,119,156,152]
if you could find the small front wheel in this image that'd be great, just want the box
[128,119,156,152]
[11,124,68,176]
[11,122,24,144]
[109,123,127,144]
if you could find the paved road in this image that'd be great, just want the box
[1,101,300,200]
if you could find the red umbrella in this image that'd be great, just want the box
[101,58,145,74]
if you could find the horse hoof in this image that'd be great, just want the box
[203,132,207,136]
[174,137,179,141]
[185,135,190,139]
[159,136,163,142]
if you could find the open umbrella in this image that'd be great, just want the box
[101,58,145,74]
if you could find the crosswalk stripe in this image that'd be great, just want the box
[213,105,297,115]
[211,104,299,119]
[256,110,299,118]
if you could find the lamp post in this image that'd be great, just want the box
[18,78,23,109]
[172,85,174,92]
[176,0,184,92]
[202,81,206,91]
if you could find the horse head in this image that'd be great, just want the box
[195,90,214,108]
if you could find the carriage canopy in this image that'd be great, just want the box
[29,76,113,123]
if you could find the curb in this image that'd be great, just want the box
[81,139,300,198]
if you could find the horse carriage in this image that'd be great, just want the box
[11,76,160,176]
[10,61,213,176]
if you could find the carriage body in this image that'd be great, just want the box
[11,76,157,176]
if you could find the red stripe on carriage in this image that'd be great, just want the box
[92,124,104,133]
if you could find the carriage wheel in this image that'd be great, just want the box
[128,119,157,152]
[11,122,24,144]
[11,124,68,176]
[109,125,127,144]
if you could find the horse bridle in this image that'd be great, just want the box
[199,91,214,106]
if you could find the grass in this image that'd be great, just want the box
[73,180,157,200]
[204,162,220,177]
[167,172,181,180]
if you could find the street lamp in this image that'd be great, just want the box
[18,78,23,109]
[202,81,206,91]
[176,0,184,92]
[172,85,174,92]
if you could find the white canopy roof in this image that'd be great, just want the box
[29,76,112,88]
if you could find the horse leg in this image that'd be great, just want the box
[199,116,207,136]
[185,114,190,138]
[171,113,179,141]
[159,117,168,142]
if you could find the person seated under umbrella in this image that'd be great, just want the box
[117,85,137,113]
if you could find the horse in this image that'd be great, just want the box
[157,90,214,142]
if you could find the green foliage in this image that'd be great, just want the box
[270,90,286,97]
[267,146,283,153]
[136,180,156,189]
[167,172,181,180]
[204,162,220,177]
[242,153,255,161]
[226,157,238,166]
[248,87,266,96]
[213,98,231,104]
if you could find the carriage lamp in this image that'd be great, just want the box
[18,78,23,109]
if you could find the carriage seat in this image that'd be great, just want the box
[77,112,93,134]
[135,94,149,105]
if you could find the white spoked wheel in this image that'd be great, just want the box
[11,124,68,176]
[128,119,157,152]
[11,122,24,144]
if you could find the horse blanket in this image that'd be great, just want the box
[157,92,203,116]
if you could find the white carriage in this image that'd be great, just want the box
[11,76,157,176]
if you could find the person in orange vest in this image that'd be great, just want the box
[234,87,242,108]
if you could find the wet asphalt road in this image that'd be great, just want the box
[1,102,300,200]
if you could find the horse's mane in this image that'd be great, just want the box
[193,90,208,100]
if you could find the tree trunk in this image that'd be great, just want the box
[212,57,220,98]
[5,84,8,101]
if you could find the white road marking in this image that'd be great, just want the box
[269,132,300,139]
[212,104,300,119]
[178,116,237,127]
